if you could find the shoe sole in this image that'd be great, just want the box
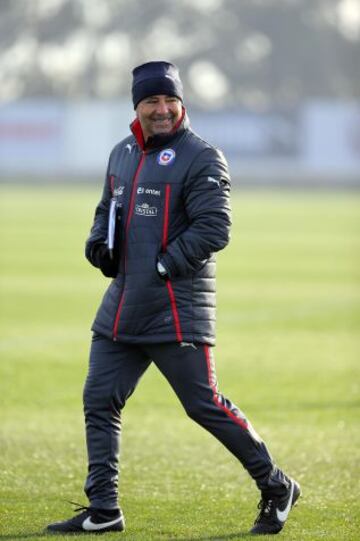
[46,521,125,535]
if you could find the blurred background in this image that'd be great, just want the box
[1,3,360,538]
[0,0,359,186]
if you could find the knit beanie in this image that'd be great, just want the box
[132,61,183,109]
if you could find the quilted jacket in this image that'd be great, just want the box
[85,111,231,345]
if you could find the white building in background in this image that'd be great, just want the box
[0,100,359,185]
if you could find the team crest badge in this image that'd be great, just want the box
[157,148,176,166]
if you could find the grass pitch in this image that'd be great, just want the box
[0,186,359,540]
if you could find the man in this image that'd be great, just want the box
[47,61,300,536]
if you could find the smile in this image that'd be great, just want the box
[152,118,172,125]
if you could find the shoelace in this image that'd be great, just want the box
[67,501,90,514]
[255,498,274,522]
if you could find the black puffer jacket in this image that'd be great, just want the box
[85,112,231,345]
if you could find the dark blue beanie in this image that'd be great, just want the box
[132,61,183,109]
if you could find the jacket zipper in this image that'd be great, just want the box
[162,184,183,342]
[112,152,146,340]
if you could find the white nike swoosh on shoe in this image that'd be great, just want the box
[276,481,295,522]
[82,515,122,531]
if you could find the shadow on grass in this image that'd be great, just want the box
[0,534,253,541]
[168,533,252,541]
[0,535,47,540]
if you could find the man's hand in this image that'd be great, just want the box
[92,244,118,278]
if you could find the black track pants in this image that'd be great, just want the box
[83,334,276,509]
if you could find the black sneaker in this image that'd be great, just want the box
[250,478,301,535]
[46,502,125,534]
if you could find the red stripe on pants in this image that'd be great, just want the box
[204,344,248,430]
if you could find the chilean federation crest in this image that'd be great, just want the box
[157,148,176,166]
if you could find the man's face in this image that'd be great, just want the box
[136,95,182,140]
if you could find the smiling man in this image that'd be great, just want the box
[136,94,182,136]
[46,61,300,536]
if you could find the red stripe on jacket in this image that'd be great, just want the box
[162,183,183,342]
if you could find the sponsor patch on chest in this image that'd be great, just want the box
[137,186,161,196]
[135,202,158,216]
[113,186,124,196]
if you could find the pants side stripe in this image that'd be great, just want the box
[204,344,248,430]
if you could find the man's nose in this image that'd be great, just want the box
[155,100,170,115]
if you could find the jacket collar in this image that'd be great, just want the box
[130,107,188,151]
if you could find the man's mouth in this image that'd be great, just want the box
[151,117,173,131]
[152,114,173,122]
[153,117,172,123]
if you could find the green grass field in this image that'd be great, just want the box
[0,186,359,541]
